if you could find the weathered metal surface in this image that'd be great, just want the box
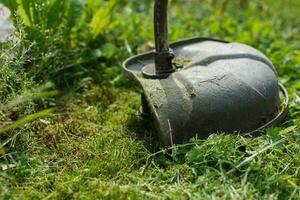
[123,38,288,145]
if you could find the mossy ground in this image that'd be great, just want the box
[1,0,300,199]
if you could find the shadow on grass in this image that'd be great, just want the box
[125,109,163,154]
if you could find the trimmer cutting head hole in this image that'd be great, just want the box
[123,0,288,146]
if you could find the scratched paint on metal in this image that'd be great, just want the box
[123,38,288,146]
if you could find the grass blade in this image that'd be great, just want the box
[0,109,53,134]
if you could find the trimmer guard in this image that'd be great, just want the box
[123,38,288,145]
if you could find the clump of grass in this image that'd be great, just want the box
[0,32,57,133]
[2,0,133,89]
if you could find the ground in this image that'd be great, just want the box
[0,0,300,199]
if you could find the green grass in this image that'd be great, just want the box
[1,0,300,199]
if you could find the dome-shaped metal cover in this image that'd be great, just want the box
[123,0,288,146]
[123,38,288,145]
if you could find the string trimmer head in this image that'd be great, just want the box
[123,0,288,146]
